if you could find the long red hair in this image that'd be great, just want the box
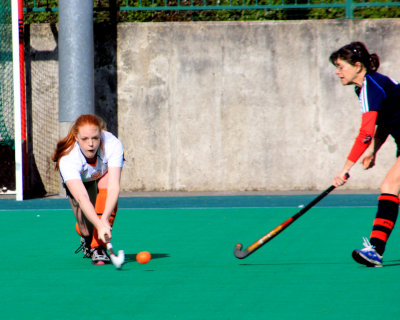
[52,114,104,170]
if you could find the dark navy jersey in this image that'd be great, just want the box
[355,72,400,139]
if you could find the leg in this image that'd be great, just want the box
[90,174,118,248]
[68,181,98,238]
[352,157,400,267]
[67,181,98,258]
[90,173,118,265]
[380,156,400,195]
[369,157,400,255]
[369,194,399,255]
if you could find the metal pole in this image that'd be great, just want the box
[58,0,94,128]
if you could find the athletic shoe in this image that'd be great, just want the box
[352,237,383,267]
[91,246,111,265]
[74,237,92,258]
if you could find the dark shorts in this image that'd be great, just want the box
[394,135,400,158]
[64,180,98,206]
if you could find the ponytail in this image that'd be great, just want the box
[368,53,380,73]
[329,41,380,73]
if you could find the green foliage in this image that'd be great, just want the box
[20,0,400,23]
[354,6,400,19]
[308,8,345,19]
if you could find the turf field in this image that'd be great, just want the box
[1,193,400,319]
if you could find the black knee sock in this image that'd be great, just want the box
[370,194,399,256]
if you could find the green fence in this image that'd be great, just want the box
[22,0,400,19]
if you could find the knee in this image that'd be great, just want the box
[76,222,93,237]
[380,177,400,195]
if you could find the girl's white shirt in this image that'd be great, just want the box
[59,131,124,183]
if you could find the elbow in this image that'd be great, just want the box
[108,183,120,196]
[74,192,91,207]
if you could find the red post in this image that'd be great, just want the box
[18,0,27,190]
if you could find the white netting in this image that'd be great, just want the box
[29,56,59,194]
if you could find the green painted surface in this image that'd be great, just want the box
[1,206,399,319]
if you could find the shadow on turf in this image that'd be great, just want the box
[382,260,400,267]
[239,262,350,266]
[125,253,170,263]
[239,260,400,267]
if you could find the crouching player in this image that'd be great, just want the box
[52,114,124,265]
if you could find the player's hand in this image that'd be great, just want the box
[333,171,349,187]
[362,154,375,170]
[97,220,112,243]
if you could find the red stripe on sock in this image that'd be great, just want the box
[370,230,388,242]
[378,194,400,203]
[373,218,395,230]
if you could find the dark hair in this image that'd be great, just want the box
[329,41,380,73]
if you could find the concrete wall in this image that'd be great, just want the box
[117,19,400,191]
[28,19,400,193]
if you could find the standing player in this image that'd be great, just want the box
[52,114,124,265]
[329,42,400,267]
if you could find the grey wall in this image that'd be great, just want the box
[28,19,400,193]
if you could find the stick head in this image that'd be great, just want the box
[110,250,125,270]
[234,243,250,259]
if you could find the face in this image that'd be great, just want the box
[76,124,101,161]
[334,58,364,87]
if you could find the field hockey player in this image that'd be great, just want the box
[330,42,400,267]
[52,114,124,265]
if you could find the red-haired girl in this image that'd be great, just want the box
[52,114,124,265]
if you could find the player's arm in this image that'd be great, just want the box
[333,159,354,187]
[65,179,111,241]
[99,166,122,222]
[333,111,377,186]
[370,124,389,154]
[347,111,378,163]
[98,134,124,223]
[361,124,389,169]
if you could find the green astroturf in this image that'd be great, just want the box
[1,206,400,319]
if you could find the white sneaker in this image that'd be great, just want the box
[91,246,111,265]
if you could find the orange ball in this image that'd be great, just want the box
[136,251,151,264]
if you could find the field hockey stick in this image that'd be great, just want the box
[105,235,125,270]
[234,174,349,259]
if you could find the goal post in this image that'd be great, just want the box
[12,0,23,200]
[0,0,25,200]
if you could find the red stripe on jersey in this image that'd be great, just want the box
[373,218,395,230]
[347,111,378,163]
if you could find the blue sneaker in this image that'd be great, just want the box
[352,237,382,267]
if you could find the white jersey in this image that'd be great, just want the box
[59,131,124,183]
